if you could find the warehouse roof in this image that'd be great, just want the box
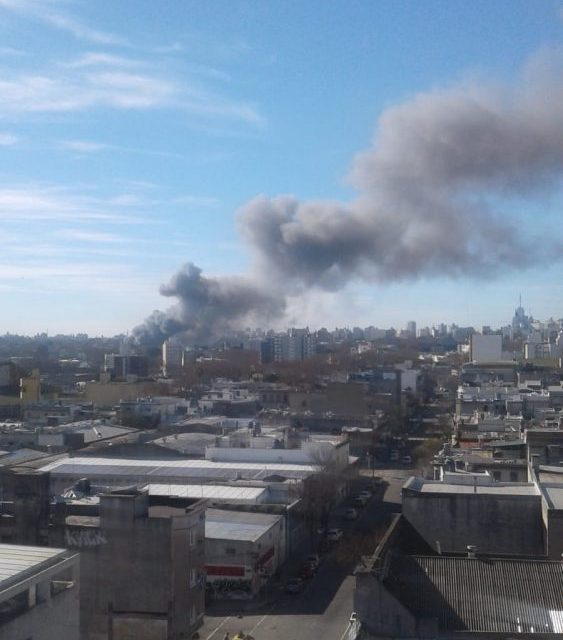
[385,555,563,634]
[39,456,314,481]
[205,508,281,542]
[145,483,267,503]
[0,544,69,591]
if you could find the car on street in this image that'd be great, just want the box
[285,577,304,594]
[300,562,316,579]
[306,553,320,569]
[345,507,358,520]
[353,495,368,508]
[401,455,412,465]
[358,490,372,500]
[326,528,343,542]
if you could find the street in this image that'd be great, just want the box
[198,467,412,640]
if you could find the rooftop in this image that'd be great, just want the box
[0,544,70,591]
[542,486,563,510]
[385,555,563,634]
[205,508,281,542]
[39,456,315,482]
[145,483,267,503]
[405,476,539,496]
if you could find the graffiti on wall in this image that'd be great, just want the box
[64,528,107,548]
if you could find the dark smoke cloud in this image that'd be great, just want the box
[133,263,283,345]
[136,51,563,344]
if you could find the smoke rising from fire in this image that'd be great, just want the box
[134,51,563,345]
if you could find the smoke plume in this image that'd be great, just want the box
[132,263,283,345]
[135,51,563,344]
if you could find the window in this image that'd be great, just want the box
[510,471,518,482]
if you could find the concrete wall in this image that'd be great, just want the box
[403,488,544,556]
[55,493,206,640]
[354,571,417,638]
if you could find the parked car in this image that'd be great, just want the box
[326,528,343,542]
[306,554,320,569]
[300,562,316,579]
[354,495,368,508]
[358,490,372,500]
[401,455,412,465]
[285,577,304,594]
[345,507,358,520]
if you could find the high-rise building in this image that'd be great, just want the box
[406,321,417,338]
[162,338,184,376]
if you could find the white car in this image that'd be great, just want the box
[358,490,372,500]
[326,528,343,542]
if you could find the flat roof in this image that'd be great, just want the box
[40,456,315,473]
[146,483,267,502]
[39,456,314,482]
[0,544,68,590]
[205,508,281,542]
[407,477,539,496]
[543,486,563,510]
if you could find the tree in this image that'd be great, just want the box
[411,438,442,476]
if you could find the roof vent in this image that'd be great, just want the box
[466,545,478,559]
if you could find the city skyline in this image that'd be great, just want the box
[1,1,563,336]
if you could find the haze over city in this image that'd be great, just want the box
[2,0,563,337]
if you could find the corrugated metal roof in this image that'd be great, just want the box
[0,544,68,590]
[386,555,563,633]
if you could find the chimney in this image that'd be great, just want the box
[466,545,478,559]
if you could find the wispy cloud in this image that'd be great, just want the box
[0,0,127,46]
[0,46,25,56]
[0,64,263,125]
[0,185,144,223]
[62,52,142,69]
[0,132,18,145]
[61,139,108,153]
[41,12,128,46]
[56,229,128,244]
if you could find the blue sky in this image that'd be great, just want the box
[1,0,563,336]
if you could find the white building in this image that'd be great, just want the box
[470,334,502,363]
[162,338,184,376]
[205,509,285,599]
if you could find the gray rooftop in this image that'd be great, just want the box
[39,456,314,482]
[0,544,69,591]
[406,477,539,496]
[146,483,267,503]
[385,555,563,634]
[205,508,281,542]
[542,486,563,510]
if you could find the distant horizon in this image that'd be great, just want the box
[1,1,563,336]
